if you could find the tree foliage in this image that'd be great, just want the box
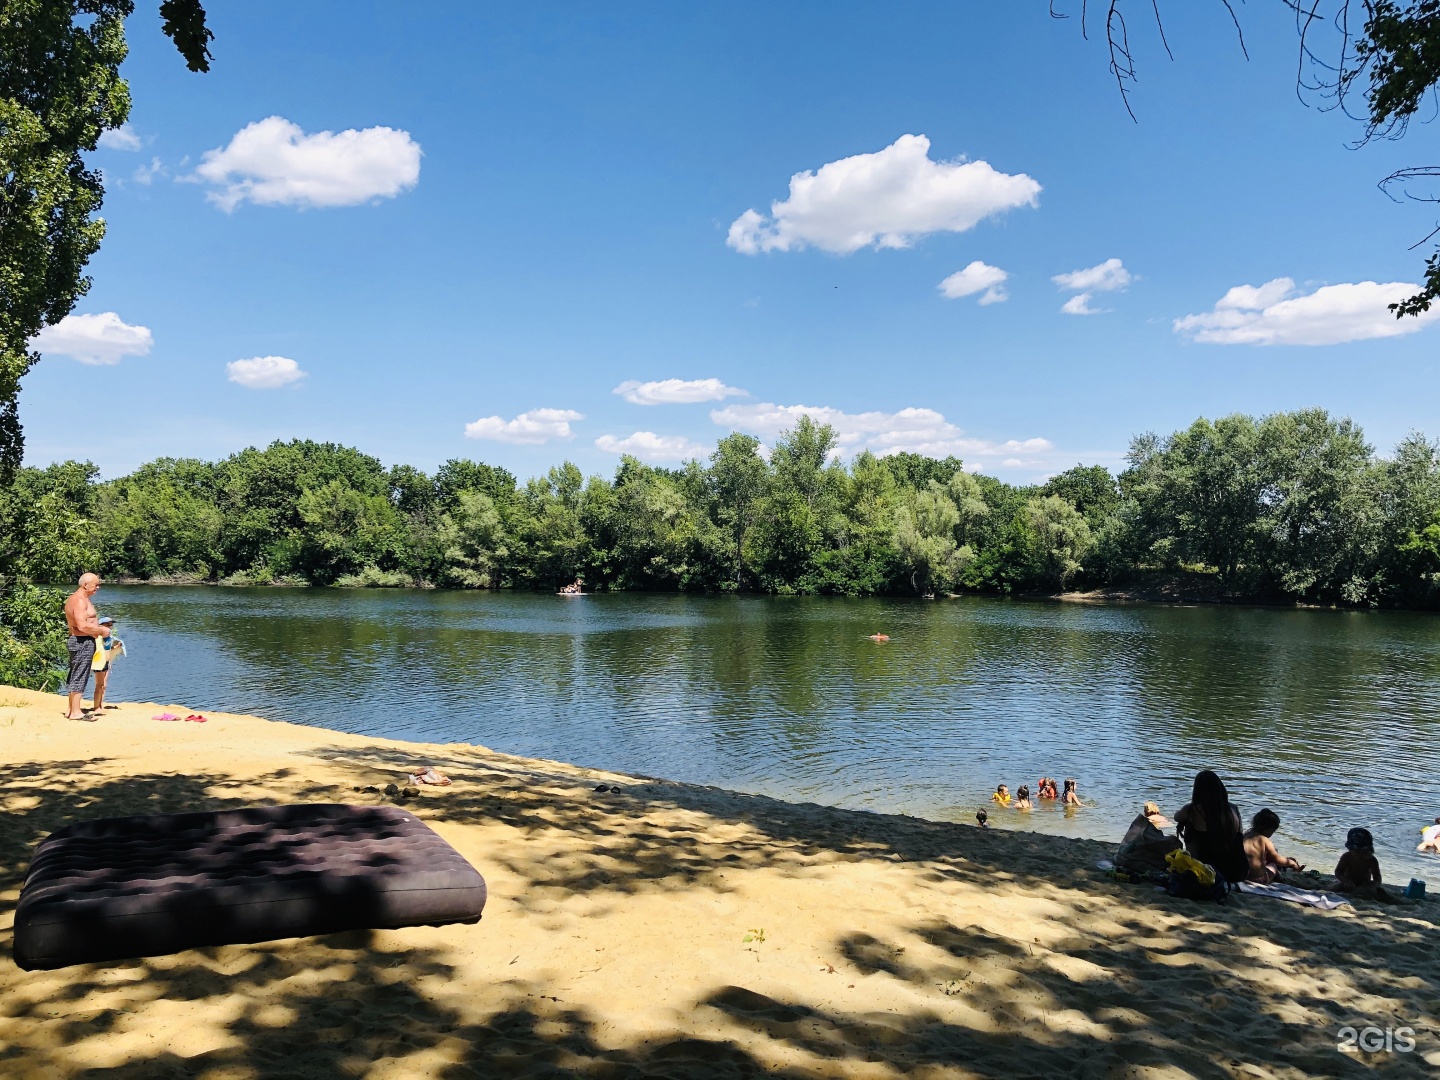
[2,411,1439,609]
[0,1,209,480]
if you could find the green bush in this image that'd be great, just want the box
[0,583,68,692]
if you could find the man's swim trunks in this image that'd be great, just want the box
[65,636,103,695]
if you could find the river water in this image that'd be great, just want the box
[95,586,1440,881]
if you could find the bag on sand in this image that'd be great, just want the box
[1164,848,1230,902]
[1115,815,1182,874]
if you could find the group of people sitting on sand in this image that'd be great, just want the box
[1147,769,1415,901]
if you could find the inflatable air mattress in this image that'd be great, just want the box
[13,803,486,970]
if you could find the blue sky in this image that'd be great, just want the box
[22,1,1440,483]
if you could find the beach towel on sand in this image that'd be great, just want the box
[1236,880,1350,910]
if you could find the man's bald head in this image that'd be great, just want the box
[78,573,101,591]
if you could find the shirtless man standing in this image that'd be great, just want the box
[63,573,111,720]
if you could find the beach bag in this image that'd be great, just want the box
[1164,848,1229,903]
[1115,815,1181,874]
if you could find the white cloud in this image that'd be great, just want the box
[1053,258,1131,317]
[1174,277,1440,345]
[613,378,747,405]
[727,134,1041,255]
[1053,257,1132,293]
[464,408,583,444]
[938,261,1009,304]
[98,124,142,151]
[595,431,713,462]
[1060,293,1104,316]
[710,401,1053,463]
[195,116,422,211]
[226,355,306,389]
[133,157,166,185]
[31,312,153,366]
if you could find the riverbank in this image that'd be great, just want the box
[2,686,1437,1077]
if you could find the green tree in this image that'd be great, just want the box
[434,459,517,510]
[0,581,67,690]
[0,461,97,583]
[93,457,221,577]
[0,0,211,478]
[603,457,705,590]
[893,481,970,595]
[753,417,842,591]
[708,432,768,590]
[1253,409,1378,601]
[439,489,508,588]
[1021,494,1093,590]
[513,463,593,588]
[1123,416,1264,581]
[1042,464,1118,522]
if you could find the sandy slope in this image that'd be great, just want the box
[0,685,1436,1079]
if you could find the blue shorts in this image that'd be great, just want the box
[66,636,106,695]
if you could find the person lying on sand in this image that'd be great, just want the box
[991,784,1011,808]
[1243,808,1304,883]
[1418,817,1440,854]
[1334,827,1398,903]
[1061,778,1082,806]
[1014,785,1032,810]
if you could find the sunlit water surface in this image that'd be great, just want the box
[97,586,1440,881]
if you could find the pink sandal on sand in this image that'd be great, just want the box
[184,714,208,723]
[153,713,181,721]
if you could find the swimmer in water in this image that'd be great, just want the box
[992,784,1011,808]
[867,633,890,642]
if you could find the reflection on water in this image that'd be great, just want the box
[99,586,1440,880]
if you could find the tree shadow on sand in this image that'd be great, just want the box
[2,750,1437,1078]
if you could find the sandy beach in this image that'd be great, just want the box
[1,685,1436,1078]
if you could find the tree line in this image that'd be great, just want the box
[1,408,1438,610]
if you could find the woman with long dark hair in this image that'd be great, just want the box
[1174,770,1248,884]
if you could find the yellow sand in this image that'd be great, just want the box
[1,685,1436,1078]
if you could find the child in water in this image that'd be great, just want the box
[1418,817,1440,854]
[1334,827,1397,903]
[976,808,989,829]
[1014,785,1032,810]
[1242,809,1304,883]
[1037,777,1058,800]
[991,784,1011,808]
[1061,778,1082,806]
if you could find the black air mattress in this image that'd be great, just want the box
[13,803,486,970]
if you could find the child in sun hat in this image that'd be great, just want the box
[1334,827,1397,903]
